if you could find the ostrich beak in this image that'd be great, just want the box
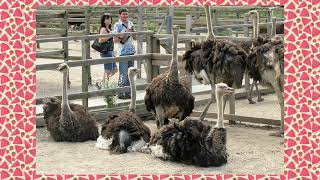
[226,87,234,94]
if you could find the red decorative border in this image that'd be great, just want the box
[0,0,319,179]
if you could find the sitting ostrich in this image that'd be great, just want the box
[142,83,233,167]
[144,26,195,128]
[95,67,151,154]
[183,6,247,122]
[42,63,99,142]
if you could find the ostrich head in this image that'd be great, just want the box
[128,67,140,78]
[183,44,211,85]
[247,10,259,18]
[215,83,234,97]
[57,63,69,73]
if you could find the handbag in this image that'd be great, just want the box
[91,38,113,53]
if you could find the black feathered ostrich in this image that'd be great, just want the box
[144,26,195,128]
[240,10,272,104]
[42,63,99,142]
[240,10,284,136]
[141,83,233,167]
[247,38,284,136]
[95,67,151,154]
[183,6,247,122]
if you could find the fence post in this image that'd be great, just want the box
[244,15,250,91]
[84,7,92,86]
[267,9,273,35]
[166,8,173,49]
[146,35,153,83]
[81,38,89,108]
[185,15,193,92]
[212,9,218,34]
[271,17,277,37]
[151,36,160,78]
[226,28,232,37]
[137,6,143,79]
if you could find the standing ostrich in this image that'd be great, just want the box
[247,39,284,136]
[240,10,284,136]
[183,6,247,121]
[144,26,195,128]
[142,83,233,167]
[95,67,151,154]
[239,10,272,104]
[42,63,99,142]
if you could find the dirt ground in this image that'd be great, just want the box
[36,41,283,175]
[36,116,283,174]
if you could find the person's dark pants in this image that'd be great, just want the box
[118,53,134,99]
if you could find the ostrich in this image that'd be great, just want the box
[42,63,99,142]
[183,6,247,122]
[247,39,284,136]
[141,83,233,167]
[239,10,272,104]
[240,10,284,136]
[95,67,151,154]
[144,26,195,128]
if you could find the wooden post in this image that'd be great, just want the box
[166,7,173,49]
[243,15,249,37]
[236,11,240,37]
[266,9,273,35]
[229,93,236,124]
[226,28,232,37]
[81,39,89,108]
[185,15,193,92]
[271,17,277,37]
[185,15,192,50]
[137,6,143,78]
[244,15,250,91]
[84,7,92,86]
[212,9,218,34]
[146,35,153,83]
[151,36,160,78]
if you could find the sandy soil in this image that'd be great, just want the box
[36,121,283,175]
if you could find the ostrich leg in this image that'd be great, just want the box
[256,81,264,102]
[269,86,284,137]
[155,106,165,128]
[199,85,216,121]
[247,81,256,104]
[228,91,236,125]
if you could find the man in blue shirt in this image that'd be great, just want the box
[113,8,136,99]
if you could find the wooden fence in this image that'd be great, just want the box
[36,30,279,127]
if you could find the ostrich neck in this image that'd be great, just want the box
[205,6,215,39]
[62,70,69,106]
[216,93,224,126]
[129,75,136,113]
[168,33,179,83]
[61,69,72,114]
